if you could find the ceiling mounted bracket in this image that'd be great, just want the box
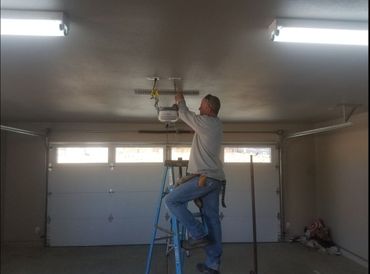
[146,77,160,81]
[338,103,361,122]
[169,77,182,92]
[134,77,199,96]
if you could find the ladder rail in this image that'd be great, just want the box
[145,166,169,274]
[171,216,184,274]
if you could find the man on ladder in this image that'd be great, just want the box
[165,91,225,274]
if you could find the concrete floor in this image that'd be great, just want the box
[1,242,367,274]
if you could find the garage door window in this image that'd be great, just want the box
[57,147,109,163]
[171,147,191,160]
[115,147,164,163]
[224,147,271,163]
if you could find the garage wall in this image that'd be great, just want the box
[1,132,7,244]
[283,135,316,238]
[1,131,46,245]
[314,112,368,263]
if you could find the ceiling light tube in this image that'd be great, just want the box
[269,18,368,46]
[1,9,69,36]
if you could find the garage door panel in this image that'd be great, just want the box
[48,193,113,219]
[48,218,155,246]
[255,191,280,218]
[108,165,164,192]
[49,165,164,193]
[223,190,279,215]
[224,166,278,192]
[110,191,160,218]
[48,192,165,220]
[222,191,251,218]
[49,167,112,193]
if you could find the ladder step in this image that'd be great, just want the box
[155,236,172,241]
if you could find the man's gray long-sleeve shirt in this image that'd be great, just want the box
[178,100,225,181]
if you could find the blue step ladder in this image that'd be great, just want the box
[145,159,203,274]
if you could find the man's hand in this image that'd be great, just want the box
[175,91,184,104]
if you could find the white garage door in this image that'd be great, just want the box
[46,143,280,246]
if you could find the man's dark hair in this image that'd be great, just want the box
[205,94,221,115]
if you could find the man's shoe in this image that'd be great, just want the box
[182,236,211,250]
[196,263,220,273]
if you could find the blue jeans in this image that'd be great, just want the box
[165,176,223,271]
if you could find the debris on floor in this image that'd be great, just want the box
[289,218,341,255]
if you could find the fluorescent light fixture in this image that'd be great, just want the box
[269,18,368,46]
[1,9,69,36]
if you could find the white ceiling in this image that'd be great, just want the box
[1,0,368,123]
